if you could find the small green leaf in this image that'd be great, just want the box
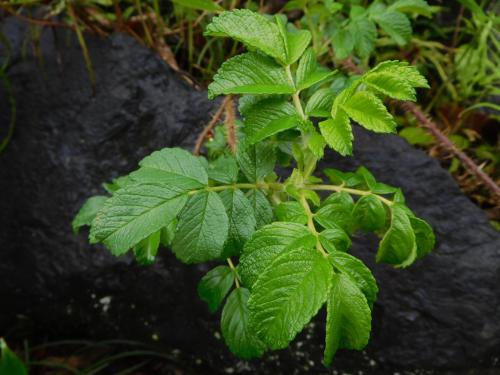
[239,222,313,287]
[138,147,208,186]
[249,116,300,144]
[399,127,434,146]
[371,60,429,88]
[319,226,352,253]
[387,0,433,18]
[205,9,287,63]
[296,48,317,88]
[322,191,355,207]
[329,251,378,308]
[208,52,294,99]
[160,219,177,247]
[0,339,27,375]
[350,18,377,58]
[307,131,327,159]
[332,28,354,60]
[242,97,297,141]
[409,216,435,259]
[352,195,387,232]
[342,91,396,133]
[221,288,266,359]
[172,191,229,263]
[324,169,363,187]
[314,199,354,232]
[72,196,108,234]
[305,88,334,117]
[275,201,308,224]
[275,15,312,64]
[208,154,239,184]
[323,273,371,366]
[198,265,235,313]
[319,110,353,156]
[171,0,222,12]
[248,247,332,349]
[90,184,188,255]
[373,11,412,46]
[236,142,276,182]
[247,189,274,228]
[363,72,416,101]
[376,204,417,267]
[219,189,257,257]
[133,230,161,265]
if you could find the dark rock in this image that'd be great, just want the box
[0,18,499,374]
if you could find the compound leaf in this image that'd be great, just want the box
[198,265,235,313]
[172,191,229,263]
[323,273,371,366]
[249,247,332,349]
[221,288,266,359]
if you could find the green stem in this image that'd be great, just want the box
[299,193,328,257]
[285,65,306,120]
[226,258,240,288]
[306,184,394,206]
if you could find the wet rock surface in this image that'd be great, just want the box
[0,18,499,374]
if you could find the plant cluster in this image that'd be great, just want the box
[74,9,435,365]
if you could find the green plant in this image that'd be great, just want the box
[74,9,434,366]
[282,0,433,63]
[0,339,27,375]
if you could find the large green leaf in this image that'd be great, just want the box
[239,222,313,287]
[171,0,222,11]
[373,11,412,46]
[323,273,371,366]
[198,265,235,313]
[0,339,27,375]
[72,195,108,234]
[314,198,354,232]
[342,91,396,133]
[329,252,378,308]
[236,142,276,182]
[219,189,257,257]
[247,189,274,228]
[208,52,294,99]
[248,247,332,349]
[90,184,188,255]
[172,191,229,263]
[319,110,353,156]
[352,195,387,232]
[221,288,266,359]
[138,147,208,186]
[205,9,287,63]
[376,204,417,267]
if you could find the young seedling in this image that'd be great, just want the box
[74,9,434,366]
